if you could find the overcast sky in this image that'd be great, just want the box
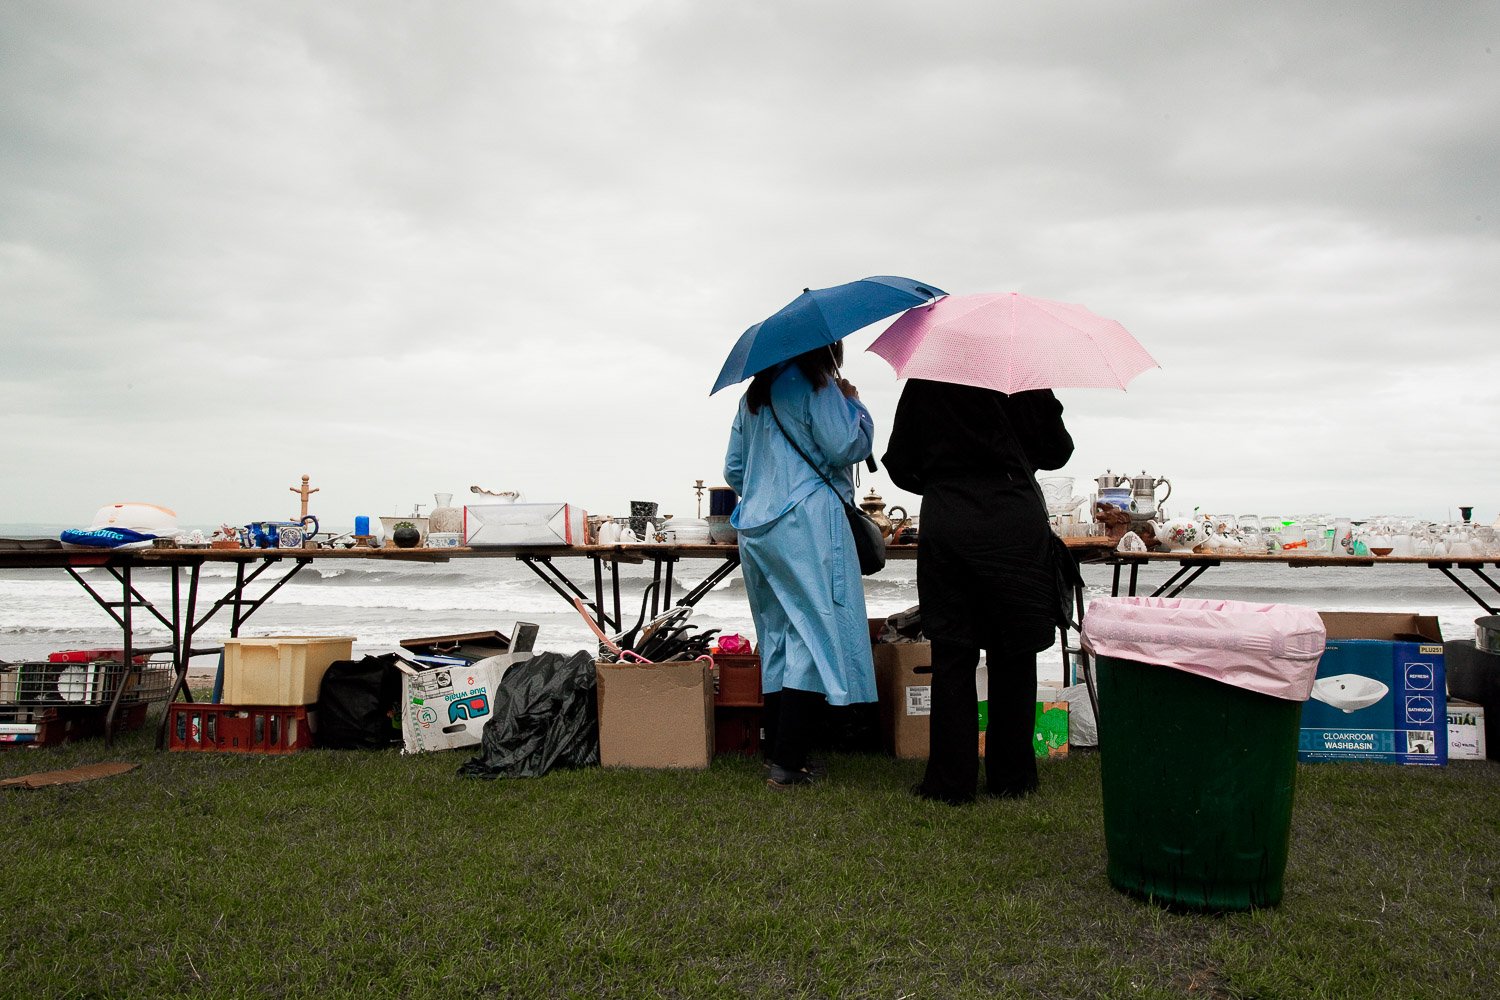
[3,1,1497,532]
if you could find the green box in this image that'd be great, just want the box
[1035,701,1070,757]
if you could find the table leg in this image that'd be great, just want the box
[594,558,606,630]
[158,562,203,750]
[518,555,617,632]
[1147,562,1217,598]
[612,558,621,631]
[1431,563,1500,615]
[675,554,741,607]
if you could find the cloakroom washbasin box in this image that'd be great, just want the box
[1298,612,1446,765]
[595,660,713,769]
[221,636,356,706]
[463,503,588,546]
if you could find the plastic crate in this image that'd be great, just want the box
[0,659,172,708]
[713,654,763,707]
[714,705,762,757]
[167,703,315,754]
[220,636,355,706]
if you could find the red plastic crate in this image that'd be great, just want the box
[167,703,314,754]
[713,654,763,707]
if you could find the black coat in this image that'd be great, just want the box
[881,380,1074,651]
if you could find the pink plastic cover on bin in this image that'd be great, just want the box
[1080,597,1327,702]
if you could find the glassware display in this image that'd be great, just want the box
[1238,514,1263,554]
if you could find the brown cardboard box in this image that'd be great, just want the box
[876,643,1072,760]
[873,641,932,759]
[1318,611,1442,643]
[595,660,714,769]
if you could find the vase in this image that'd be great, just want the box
[430,492,463,534]
[629,500,658,538]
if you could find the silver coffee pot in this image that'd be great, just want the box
[1130,472,1172,516]
[1094,470,1131,492]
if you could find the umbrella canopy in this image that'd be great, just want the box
[711,275,945,395]
[866,291,1158,394]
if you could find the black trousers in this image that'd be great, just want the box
[761,687,824,771]
[919,639,1039,802]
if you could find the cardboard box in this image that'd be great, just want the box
[464,503,588,547]
[873,641,932,759]
[221,636,356,706]
[875,642,1068,759]
[1298,612,1447,766]
[1447,699,1487,760]
[1035,701,1070,757]
[397,657,508,754]
[596,660,713,769]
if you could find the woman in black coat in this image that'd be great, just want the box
[882,379,1075,804]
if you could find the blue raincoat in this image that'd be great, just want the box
[723,366,877,705]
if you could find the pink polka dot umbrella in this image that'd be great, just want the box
[866,291,1159,393]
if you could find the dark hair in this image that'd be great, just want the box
[746,341,844,413]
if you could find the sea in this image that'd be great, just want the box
[0,523,1488,679]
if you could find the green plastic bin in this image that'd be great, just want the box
[1095,654,1303,910]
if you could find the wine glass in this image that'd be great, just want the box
[1331,518,1354,556]
[1238,514,1262,554]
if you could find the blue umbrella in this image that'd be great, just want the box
[711,275,945,395]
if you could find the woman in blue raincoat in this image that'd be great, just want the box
[724,341,878,788]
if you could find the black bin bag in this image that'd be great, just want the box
[459,650,599,779]
[316,654,403,749]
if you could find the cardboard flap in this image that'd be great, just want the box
[1318,611,1443,643]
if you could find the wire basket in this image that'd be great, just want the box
[0,658,174,709]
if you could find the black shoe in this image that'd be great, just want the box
[766,764,819,789]
[763,757,827,778]
[910,782,974,806]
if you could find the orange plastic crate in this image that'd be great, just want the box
[167,703,314,754]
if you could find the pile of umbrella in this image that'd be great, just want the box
[574,584,720,665]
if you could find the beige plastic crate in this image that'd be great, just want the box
[221,636,356,706]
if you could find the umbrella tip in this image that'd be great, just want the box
[803,287,811,293]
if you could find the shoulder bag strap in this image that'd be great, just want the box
[767,399,842,499]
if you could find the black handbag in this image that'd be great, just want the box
[768,401,885,575]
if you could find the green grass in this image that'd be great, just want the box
[1,718,1496,999]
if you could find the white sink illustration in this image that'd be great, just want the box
[1311,674,1389,713]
